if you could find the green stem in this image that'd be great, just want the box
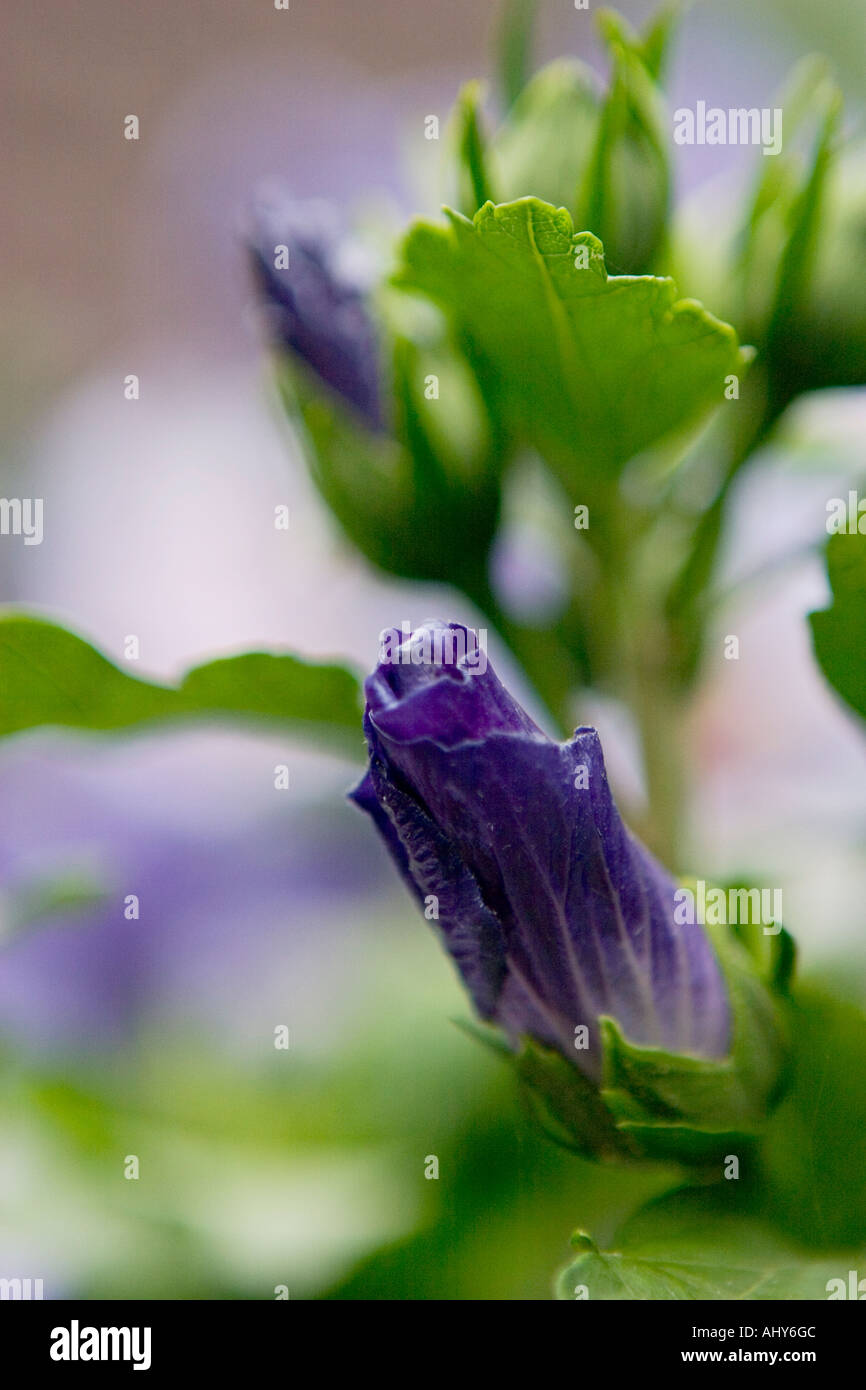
[604,547,686,868]
[632,666,687,869]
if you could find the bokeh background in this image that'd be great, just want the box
[2,0,865,1298]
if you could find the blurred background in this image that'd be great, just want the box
[2,0,865,1298]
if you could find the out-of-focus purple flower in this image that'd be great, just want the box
[0,751,388,1056]
[247,189,384,431]
[351,621,730,1079]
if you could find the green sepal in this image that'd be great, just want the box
[456,1020,631,1161]
[599,919,790,1158]
[491,59,599,211]
[577,13,671,273]
[463,908,791,1167]
[279,334,501,591]
[496,0,539,113]
[453,81,496,217]
[596,4,681,85]
[513,1039,634,1161]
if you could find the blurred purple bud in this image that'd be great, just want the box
[247,189,384,431]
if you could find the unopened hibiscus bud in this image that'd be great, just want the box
[247,190,384,431]
[351,621,788,1162]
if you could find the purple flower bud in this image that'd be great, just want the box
[351,621,730,1080]
[247,190,384,431]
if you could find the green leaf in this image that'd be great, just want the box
[758,985,866,1249]
[0,612,364,755]
[810,529,866,724]
[557,1234,834,1300]
[556,1197,857,1300]
[397,198,749,503]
